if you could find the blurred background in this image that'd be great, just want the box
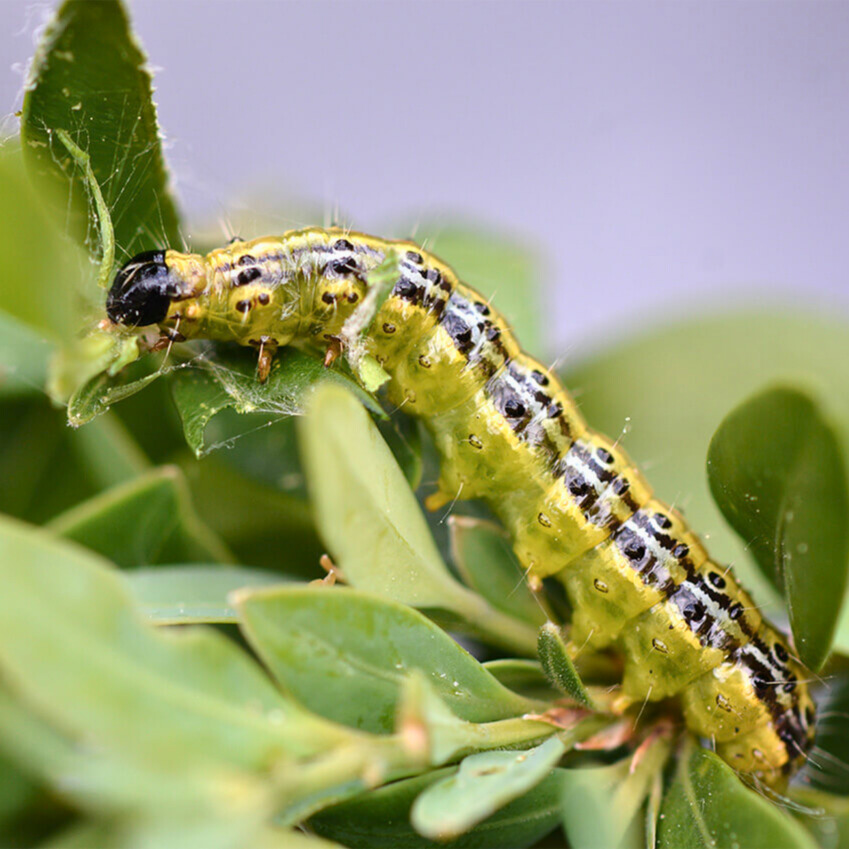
[2,0,848,356]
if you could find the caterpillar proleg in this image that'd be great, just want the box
[106,227,816,784]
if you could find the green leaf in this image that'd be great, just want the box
[397,673,557,768]
[410,737,566,840]
[298,383,539,655]
[47,466,233,568]
[235,586,537,734]
[181,457,324,577]
[657,743,816,849]
[0,396,147,525]
[801,676,849,796]
[421,225,544,356]
[791,788,849,849]
[0,684,277,849]
[377,413,424,490]
[171,347,383,457]
[561,736,671,849]
[537,622,595,708]
[707,386,849,670]
[482,659,560,702]
[310,767,565,849]
[67,356,165,427]
[126,565,287,624]
[0,515,353,773]
[0,312,53,399]
[449,516,548,628]
[562,312,849,652]
[22,0,181,261]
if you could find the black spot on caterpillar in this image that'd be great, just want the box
[106,227,816,784]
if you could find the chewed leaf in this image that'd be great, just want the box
[171,347,383,457]
[67,354,165,427]
[22,0,182,260]
[51,329,141,406]
[657,743,815,849]
[410,737,566,840]
[708,385,849,670]
[234,586,537,734]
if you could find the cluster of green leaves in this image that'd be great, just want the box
[2,1,849,848]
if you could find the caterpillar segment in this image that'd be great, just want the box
[106,227,816,784]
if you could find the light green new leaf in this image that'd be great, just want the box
[298,383,538,656]
[707,386,849,671]
[657,743,816,849]
[0,515,347,770]
[47,465,233,568]
[126,565,287,624]
[235,586,537,734]
[449,516,548,628]
[410,736,566,840]
[22,0,182,261]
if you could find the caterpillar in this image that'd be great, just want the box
[105,227,816,785]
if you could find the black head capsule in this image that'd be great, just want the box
[106,250,176,327]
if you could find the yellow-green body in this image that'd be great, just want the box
[156,227,815,783]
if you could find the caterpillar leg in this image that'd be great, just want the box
[255,336,278,383]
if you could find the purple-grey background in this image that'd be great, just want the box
[3,1,848,356]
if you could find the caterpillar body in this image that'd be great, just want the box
[106,227,816,784]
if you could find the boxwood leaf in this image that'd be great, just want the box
[410,737,565,840]
[47,465,233,568]
[449,517,547,628]
[482,659,561,702]
[310,767,565,849]
[0,515,354,770]
[126,565,287,624]
[22,0,182,261]
[171,347,383,457]
[0,151,86,361]
[181,458,323,577]
[790,788,849,849]
[298,384,538,656]
[0,397,147,525]
[560,735,670,849]
[235,586,537,734]
[657,743,816,849]
[707,386,849,670]
[800,676,849,796]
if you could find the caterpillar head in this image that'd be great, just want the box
[107,250,181,327]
